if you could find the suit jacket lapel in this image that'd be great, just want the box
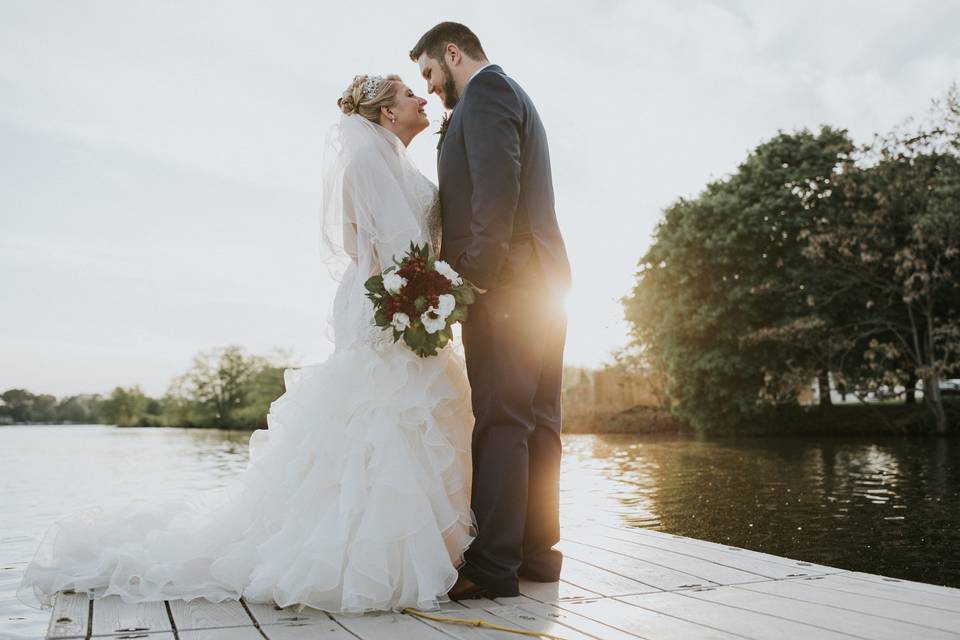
[437,108,459,163]
[437,65,504,163]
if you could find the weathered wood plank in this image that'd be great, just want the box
[258,620,357,640]
[440,599,473,611]
[845,570,960,595]
[558,539,716,590]
[89,594,172,636]
[178,627,263,639]
[416,596,612,640]
[617,590,865,640]
[562,529,764,585]
[331,610,454,640]
[738,577,960,632]
[496,602,643,640]
[167,597,251,631]
[587,526,827,579]
[45,591,90,639]
[556,597,746,639]
[493,583,532,607]
[518,578,601,603]
[802,573,960,613]
[243,600,336,627]
[684,584,960,640]
[606,525,840,574]
[489,594,540,607]
[414,607,562,639]
[559,558,660,597]
[456,596,502,610]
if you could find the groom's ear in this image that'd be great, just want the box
[444,43,462,67]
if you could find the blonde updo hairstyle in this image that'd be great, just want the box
[338,74,402,123]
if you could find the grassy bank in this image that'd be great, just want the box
[771,401,960,436]
[567,400,960,436]
[564,406,692,435]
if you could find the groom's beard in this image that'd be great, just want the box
[439,61,459,110]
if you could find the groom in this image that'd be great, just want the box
[411,22,572,598]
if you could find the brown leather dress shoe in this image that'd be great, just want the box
[447,574,490,600]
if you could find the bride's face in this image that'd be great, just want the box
[389,83,429,137]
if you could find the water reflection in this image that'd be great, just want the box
[1,426,958,638]
[559,435,663,530]
[568,434,960,588]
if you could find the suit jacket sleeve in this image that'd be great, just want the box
[455,72,523,289]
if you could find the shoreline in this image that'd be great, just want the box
[6,401,958,437]
[563,402,960,436]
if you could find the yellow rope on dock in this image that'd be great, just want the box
[402,607,569,640]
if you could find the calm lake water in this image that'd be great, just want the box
[2,425,959,638]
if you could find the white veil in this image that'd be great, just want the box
[320,113,436,347]
[321,114,433,281]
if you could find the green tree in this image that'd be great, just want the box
[623,127,855,432]
[233,360,290,427]
[804,86,960,432]
[172,345,261,428]
[31,394,58,423]
[99,386,148,427]
[161,380,198,428]
[55,394,103,424]
[1,389,36,423]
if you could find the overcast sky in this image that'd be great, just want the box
[2,1,959,397]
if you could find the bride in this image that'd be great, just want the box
[17,74,476,614]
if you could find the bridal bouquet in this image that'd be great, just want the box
[364,243,476,357]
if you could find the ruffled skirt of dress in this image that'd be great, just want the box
[16,340,476,614]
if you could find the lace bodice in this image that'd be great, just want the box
[410,171,442,257]
[425,188,442,257]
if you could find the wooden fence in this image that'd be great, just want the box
[563,367,662,418]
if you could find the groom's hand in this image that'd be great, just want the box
[452,250,488,294]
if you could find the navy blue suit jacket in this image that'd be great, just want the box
[437,65,571,292]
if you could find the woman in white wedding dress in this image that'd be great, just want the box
[17,74,476,614]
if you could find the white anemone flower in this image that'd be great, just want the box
[390,312,410,332]
[437,294,457,319]
[421,308,447,334]
[434,260,463,285]
[383,273,407,295]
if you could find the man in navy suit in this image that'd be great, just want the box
[411,22,572,599]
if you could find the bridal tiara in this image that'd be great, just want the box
[363,75,386,100]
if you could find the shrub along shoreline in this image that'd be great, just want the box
[565,401,959,436]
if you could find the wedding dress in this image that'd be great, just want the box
[17,114,476,614]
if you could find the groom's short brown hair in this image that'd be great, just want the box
[409,22,487,62]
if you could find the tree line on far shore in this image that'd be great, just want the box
[1,346,292,429]
[623,86,960,434]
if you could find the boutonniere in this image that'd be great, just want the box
[436,112,450,151]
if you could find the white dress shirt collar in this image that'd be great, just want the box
[465,62,494,89]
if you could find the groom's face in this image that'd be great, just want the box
[417,53,459,110]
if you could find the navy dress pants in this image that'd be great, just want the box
[459,274,567,595]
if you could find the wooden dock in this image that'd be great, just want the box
[41,523,960,640]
